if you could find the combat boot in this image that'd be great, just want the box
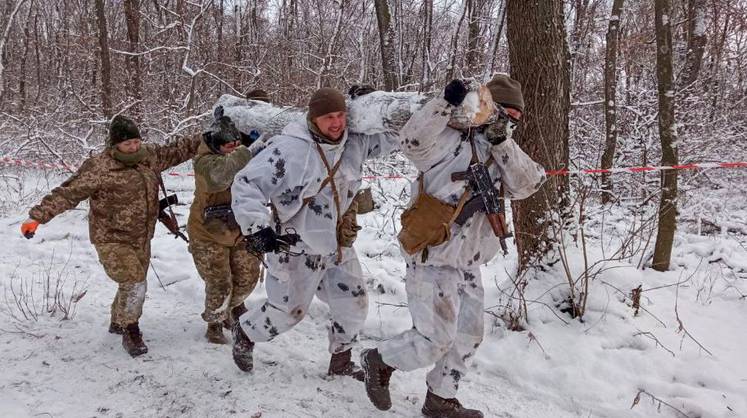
[223,303,248,329]
[327,349,365,381]
[108,322,124,335]
[360,348,395,410]
[421,390,484,418]
[206,322,229,344]
[231,321,254,372]
[122,323,148,357]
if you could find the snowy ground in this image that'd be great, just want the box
[1,165,745,418]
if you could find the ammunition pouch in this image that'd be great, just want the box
[398,191,457,255]
[202,204,240,233]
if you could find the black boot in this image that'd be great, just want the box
[421,390,484,418]
[109,322,124,335]
[327,349,365,381]
[122,323,148,358]
[360,348,395,411]
[231,321,254,372]
[223,303,248,330]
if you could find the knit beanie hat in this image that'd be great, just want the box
[245,88,271,103]
[108,115,141,147]
[486,74,525,113]
[307,88,347,121]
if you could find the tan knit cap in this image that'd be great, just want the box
[486,74,524,113]
[307,88,347,121]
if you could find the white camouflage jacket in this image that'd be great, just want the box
[399,97,546,269]
[231,120,398,259]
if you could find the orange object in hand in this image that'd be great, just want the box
[21,219,40,239]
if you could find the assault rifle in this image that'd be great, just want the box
[158,194,189,242]
[451,162,512,254]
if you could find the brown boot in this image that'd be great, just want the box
[360,348,395,411]
[327,349,365,381]
[231,321,254,372]
[223,303,248,330]
[108,322,124,335]
[122,323,148,358]
[206,322,229,344]
[421,390,484,418]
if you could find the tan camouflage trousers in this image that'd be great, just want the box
[95,242,151,327]
[189,239,260,323]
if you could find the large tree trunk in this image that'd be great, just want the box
[652,0,678,271]
[600,0,625,203]
[506,0,570,271]
[123,0,142,119]
[95,0,113,118]
[374,0,398,91]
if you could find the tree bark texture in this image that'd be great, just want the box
[95,0,113,118]
[600,0,625,203]
[652,0,678,272]
[374,0,398,91]
[678,0,707,95]
[506,0,571,271]
[123,0,142,119]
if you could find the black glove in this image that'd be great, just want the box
[245,227,282,254]
[444,79,468,107]
[240,129,261,147]
[348,84,376,98]
[483,114,518,145]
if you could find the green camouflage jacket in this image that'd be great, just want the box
[29,135,200,246]
[187,140,251,246]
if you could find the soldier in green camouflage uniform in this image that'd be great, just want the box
[21,115,200,357]
[187,107,261,344]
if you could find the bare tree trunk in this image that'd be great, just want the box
[318,0,347,87]
[235,3,242,87]
[19,3,32,112]
[465,0,485,77]
[95,0,113,118]
[506,0,570,271]
[652,0,678,272]
[678,0,707,95]
[487,1,507,78]
[420,0,433,91]
[445,1,469,81]
[374,0,398,91]
[0,0,27,104]
[600,0,625,204]
[123,0,142,119]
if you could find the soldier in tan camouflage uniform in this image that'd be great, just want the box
[20,115,200,357]
[188,107,261,344]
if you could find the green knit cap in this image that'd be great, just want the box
[307,88,347,121]
[108,115,141,147]
[486,74,525,113]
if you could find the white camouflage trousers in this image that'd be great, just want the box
[237,247,368,354]
[378,263,484,398]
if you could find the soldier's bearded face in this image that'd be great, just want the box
[314,111,347,141]
[116,138,142,154]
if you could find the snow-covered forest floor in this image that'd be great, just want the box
[1,160,745,418]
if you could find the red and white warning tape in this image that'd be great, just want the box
[544,161,747,176]
[2,156,746,178]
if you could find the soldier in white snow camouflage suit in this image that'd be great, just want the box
[360,75,546,418]
[229,87,398,379]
